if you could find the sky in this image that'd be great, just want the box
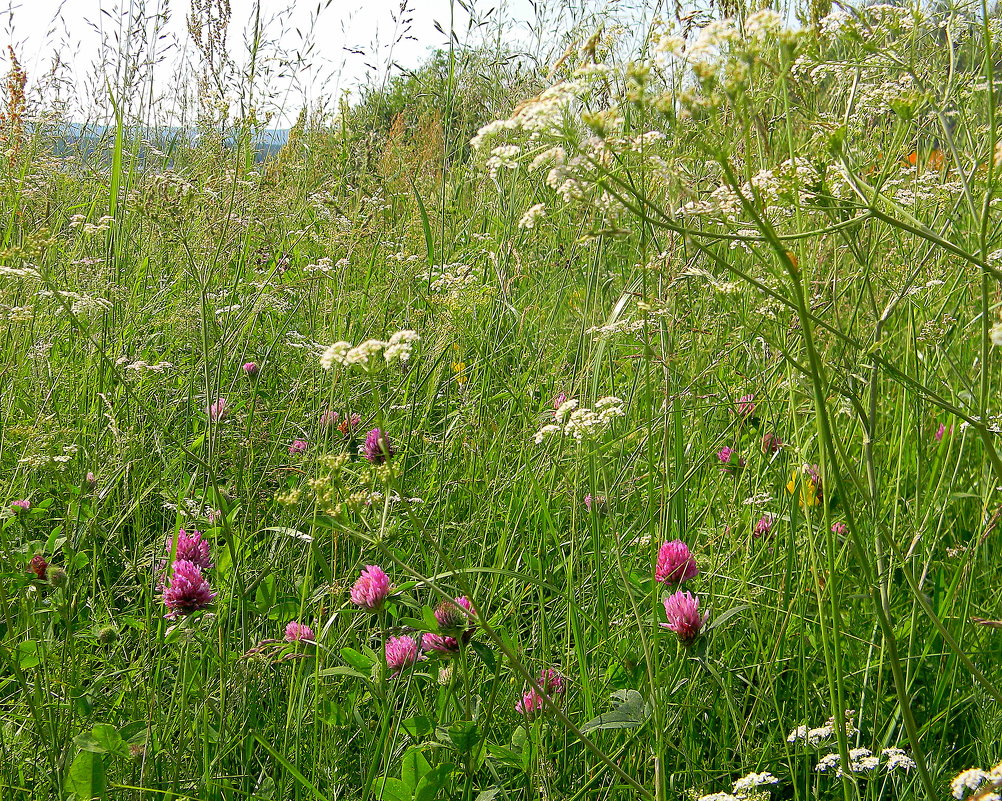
[0,0,541,125]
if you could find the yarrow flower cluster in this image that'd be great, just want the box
[533,397,626,443]
[951,762,1002,800]
[320,330,420,370]
[787,709,858,746]
[815,747,916,777]
[697,770,779,801]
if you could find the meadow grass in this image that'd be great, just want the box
[0,2,1001,800]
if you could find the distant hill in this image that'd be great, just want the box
[37,123,291,163]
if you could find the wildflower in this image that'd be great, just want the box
[991,323,1002,347]
[422,633,461,653]
[11,499,30,513]
[882,748,916,772]
[935,423,953,443]
[288,439,308,455]
[385,635,423,675]
[162,559,216,618]
[761,432,784,453]
[169,529,213,570]
[552,392,568,411]
[242,361,259,377]
[831,522,847,536]
[96,625,119,644]
[787,464,822,507]
[516,688,546,719]
[284,621,315,642]
[661,590,708,646]
[350,565,391,610]
[383,330,420,363]
[28,554,48,579]
[717,446,745,474]
[583,493,607,512]
[48,567,68,588]
[207,398,228,422]
[434,596,477,639]
[452,362,467,386]
[320,341,351,369]
[732,772,779,792]
[363,428,394,463]
[538,668,566,695]
[734,394,757,419]
[753,514,774,538]
[319,409,338,426]
[85,471,97,488]
[655,540,699,585]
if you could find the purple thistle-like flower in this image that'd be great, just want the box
[422,632,461,653]
[169,529,213,570]
[288,439,308,455]
[242,362,259,377]
[284,621,315,642]
[363,429,394,463]
[385,635,423,675]
[207,398,228,422]
[661,590,708,646]
[717,446,745,474]
[753,515,774,539]
[655,540,699,585]
[350,565,391,610]
[735,394,757,418]
[163,559,216,618]
[11,499,30,513]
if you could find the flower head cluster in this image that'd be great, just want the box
[385,635,424,675]
[423,597,478,655]
[516,668,567,720]
[655,540,699,585]
[163,559,216,618]
[363,429,395,464]
[951,763,1002,800]
[534,397,625,443]
[284,621,315,642]
[718,446,745,474]
[350,565,392,610]
[320,330,419,370]
[734,394,756,418]
[288,439,308,455]
[661,590,708,646]
[787,709,858,746]
[753,515,774,539]
[207,398,228,422]
[697,770,779,801]
[169,529,213,570]
[816,747,916,777]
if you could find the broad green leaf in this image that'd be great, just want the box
[64,750,107,799]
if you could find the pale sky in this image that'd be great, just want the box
[0,0,545,125]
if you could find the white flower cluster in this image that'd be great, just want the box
[518,203,547,229]
[0,265,41,279]
[19,443,79,469]
[677,158,819,220]
[787,710,858,745]
[815,747,916,776]
[304,257,350,275]
[69,214,115,234]
[417,263,479,293]
[38,289,113,316]
[115,357,173,374]
[320,330,420,370]
[533,397,626,443]
[697,771,779,801]
[951,762,1002,801]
